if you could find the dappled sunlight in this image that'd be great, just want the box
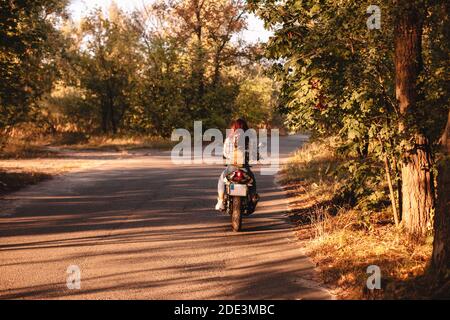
[0,136,332,299]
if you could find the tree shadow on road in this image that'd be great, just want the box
[0,161,330,299]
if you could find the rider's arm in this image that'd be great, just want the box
[223,137,232,160]
[248,136,259,163]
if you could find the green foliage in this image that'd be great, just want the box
[2,0,281,142]
[251,0,449,212]
[235,75,278,127]
[74,5,141,134]
[0,0,68,135]
[333,159,386,211]
[38,85,98,133]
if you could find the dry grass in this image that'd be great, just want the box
[0,138,57,159]
[0,155,108,197]
[0,170,52,196]
[57,134,175,151]
[306,210,433,299]
[282,138,437,299]
[0,133,174,160]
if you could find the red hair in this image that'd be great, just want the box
[230,118,249,132]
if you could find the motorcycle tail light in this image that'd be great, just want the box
[234,170,245,182]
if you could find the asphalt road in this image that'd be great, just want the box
[0,135,332,299]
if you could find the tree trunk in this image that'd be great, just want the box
[101,99,108,134]
[394,2,433,236]
[212,52,221,89]
[400,137,434,235]
[106,82,117,135]
[439,110,450,154]
[109,94,117,135]
[432,111,450,283]
[379,136,400,226]
[193,2,205,108]
[432,156,450,283]
[391,154,403,220]
[384,154,400,227]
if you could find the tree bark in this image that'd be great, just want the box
[385,154,400,227]
[400,137,434,235]
[432,156,450,283]
[439,110,450,154]
[432,111,450,283]
[108,93,117,135]
[106,81,117,135]
[101,98,108,134]
[379,136,400,226]
[394,2,433,236]
[193,0,205,105]
[212,50,222,89]
[391,153,403,220]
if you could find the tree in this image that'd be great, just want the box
[427,2,450,280]
[128,2,189,136]
[432,124,450,289]
[127,0,256,133]
[0,0,67,142]
[27,0,278,138]
[76,5,141,134]
[394,0,449,236]
[251,0,449,236]
[235,75,277,127]
[394,1,432,236]
[250,0,402,215]
[173,0,248,123]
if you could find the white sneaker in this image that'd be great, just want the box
[215,199,225,211]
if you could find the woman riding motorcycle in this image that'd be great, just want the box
[215,118,259,211]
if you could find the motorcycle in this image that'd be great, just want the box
[223,167,257,232]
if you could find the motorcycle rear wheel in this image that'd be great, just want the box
[231,196,242,232]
